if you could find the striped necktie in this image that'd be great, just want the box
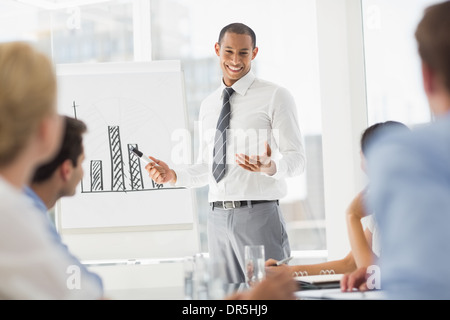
[212,87,234,183]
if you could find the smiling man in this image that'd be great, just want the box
[146,23,305,283]
[215,25,257,88]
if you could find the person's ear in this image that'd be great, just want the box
[59,159,73,182]
[252,46,258,60]
[215,42,221,57]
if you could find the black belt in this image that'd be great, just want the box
[211,200,278,210]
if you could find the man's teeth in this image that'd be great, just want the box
[228,66,241,71]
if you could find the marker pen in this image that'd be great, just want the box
[130,147,152,165]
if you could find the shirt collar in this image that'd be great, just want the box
[23,186,48,214]
[220,70,255,98]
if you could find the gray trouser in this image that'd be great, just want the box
[207,201,291,284]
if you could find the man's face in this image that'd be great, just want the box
[215,32,258,87]
[63,150,85,197]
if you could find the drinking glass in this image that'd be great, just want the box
[244,245,266,287]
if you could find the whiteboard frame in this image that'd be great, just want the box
[55,60,197,235]
[55,189,198,234]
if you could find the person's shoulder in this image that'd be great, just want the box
[253,77,287,91]
[387,115,450,159]
[0,178,30,214]
[0,179,51,244]
[410,115,450,165]
[368,116,450,176]
[413,114,450,143]
[368,123,413,156]
[252,77,294,100]
[204,85,223,99]
[200,86,222,105]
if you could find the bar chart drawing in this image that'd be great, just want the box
[79,121,164,193]
[57,61,196,232]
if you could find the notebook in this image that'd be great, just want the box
[295,274,344,290]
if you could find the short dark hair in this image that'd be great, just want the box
[415,1,450,92]
[32,116,87,183]
[361,121,409,156]
[218,23,256,49]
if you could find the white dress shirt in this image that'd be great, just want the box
[0,177,103,299]
[175,71,306,202]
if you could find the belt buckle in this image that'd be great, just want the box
[223,201,240,210]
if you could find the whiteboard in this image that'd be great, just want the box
[55,61,195,233]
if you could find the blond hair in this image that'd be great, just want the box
[0,42,57,166]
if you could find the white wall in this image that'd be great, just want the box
[316,0,368,260]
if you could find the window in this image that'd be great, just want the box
[0,0,135,63]
[362,0,444,127]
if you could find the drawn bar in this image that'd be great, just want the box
[108,125,126,191]
[128,143,145,191]
[90,160,104,191]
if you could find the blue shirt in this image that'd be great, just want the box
[367,113,450,299]
[23,187,104,293]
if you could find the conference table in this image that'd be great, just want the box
[104,283,384,300]
[86,258,384,300]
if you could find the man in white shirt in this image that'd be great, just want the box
[146,23,305,283]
